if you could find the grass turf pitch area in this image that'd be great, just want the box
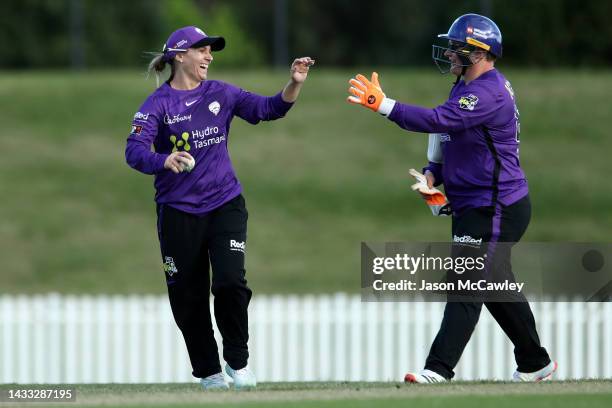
[1,381,611,407]
[1,69,611,294]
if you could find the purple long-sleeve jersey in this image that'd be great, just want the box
[125,80,293,214]
[387,69,527,216]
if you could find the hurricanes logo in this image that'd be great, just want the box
[163,256,178,276]
[170,132,191,152]
[458,94,479,111]
[367,95,376,105]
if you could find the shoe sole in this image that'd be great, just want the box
[406,361,557,384]
[201,383,229,391]
[535,361,558,382]
[225,367,256,390]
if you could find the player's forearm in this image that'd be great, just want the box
[423,162,444,187]
[281,79,303,103]
[424,134,444,186]
[125,141,167,175]
[235,91,294,124]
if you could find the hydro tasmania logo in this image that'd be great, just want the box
[453,235,483,248]
[229,239,245,253]
[170,132,191,152]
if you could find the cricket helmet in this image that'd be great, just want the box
[432,14,502,74]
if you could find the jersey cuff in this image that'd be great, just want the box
[427,133,444,163]
[155,153,169,174]
[272,92,294,117]
[378,97,396,117]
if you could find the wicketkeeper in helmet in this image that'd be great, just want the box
[347,14,556,383]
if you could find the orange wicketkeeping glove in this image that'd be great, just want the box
[409,169,452,216]
[347,72,397,115]
[347,72,384,111]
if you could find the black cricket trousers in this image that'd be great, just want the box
[424,194,551,379]
[156,194,252,378]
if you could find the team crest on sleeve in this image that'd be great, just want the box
[130,125,143,135]
[458,94,479,111]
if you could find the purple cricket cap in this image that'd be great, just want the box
[162,26,225,61]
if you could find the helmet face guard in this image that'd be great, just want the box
[432,41,478,74]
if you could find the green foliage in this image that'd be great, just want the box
[1,0,611,69]
[204,4,264,67]
[159,0,203,29]
[227,0,612,67]
[0,0,264,69]
[0,0,71,68]
[155,0,264,67]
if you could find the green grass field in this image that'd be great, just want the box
[1,381,611,407]
[1,68,611,294]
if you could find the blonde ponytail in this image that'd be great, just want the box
[146,53,174,87]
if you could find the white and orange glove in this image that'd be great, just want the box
[409,169,452,216]
[347,72,396,116]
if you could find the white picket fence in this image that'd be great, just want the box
[0,294,610,383]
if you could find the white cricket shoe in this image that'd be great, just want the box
[200,372,229,390]
[225,364,257,389]
[513,361,558,382]
[404,369,448,384]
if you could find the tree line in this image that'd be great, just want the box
[1,0,610,69]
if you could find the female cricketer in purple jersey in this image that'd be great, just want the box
[347,14,557,383]
[125,26,314,390]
